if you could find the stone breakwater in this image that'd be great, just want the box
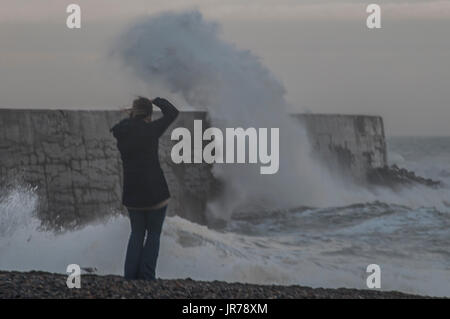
[0,271,428,299]
[0,109,387,229]
[295,114,387,180]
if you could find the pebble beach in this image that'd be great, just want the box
[0,270,431,299]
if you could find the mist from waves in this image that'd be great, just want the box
[112,10,353,221]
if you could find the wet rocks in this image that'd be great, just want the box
[367,165,443,189]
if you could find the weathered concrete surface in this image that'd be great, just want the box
[294,114,387,181]
[0,109,216,229]
[0,109,386,229]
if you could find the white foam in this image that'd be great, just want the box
[1,188,448,297]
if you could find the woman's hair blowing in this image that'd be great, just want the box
[130,96,153,118]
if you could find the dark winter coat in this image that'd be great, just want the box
[111,99,179,208]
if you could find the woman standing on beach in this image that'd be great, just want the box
[111,96,179,280]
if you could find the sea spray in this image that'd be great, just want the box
[0,185,39,238]
[112,10,450,216]
[1,186,449,296]
[113,10,341,221]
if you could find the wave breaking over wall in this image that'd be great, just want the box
[111,10,389,221]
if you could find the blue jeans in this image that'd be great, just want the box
[124,206,167,280]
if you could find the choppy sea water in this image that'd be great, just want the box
[0,136,449,297]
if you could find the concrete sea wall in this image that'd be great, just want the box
[0,109,386,229]
[294,114,387,182]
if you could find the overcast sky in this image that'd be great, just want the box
[1,0,449,136]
